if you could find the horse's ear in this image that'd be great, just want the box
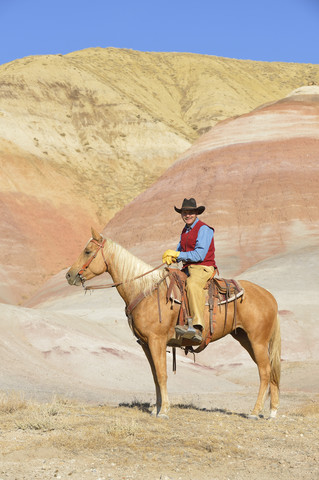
[91,227,103,242]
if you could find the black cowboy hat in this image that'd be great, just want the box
[174,198,205,215]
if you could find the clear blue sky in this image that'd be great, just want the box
[1,0,319,66]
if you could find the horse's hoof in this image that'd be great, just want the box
[247,414,259,420]
[269,409,277,419]
[157,413,169,419]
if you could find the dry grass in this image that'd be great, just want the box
[0,393,318,479]
[292,400,319,417]
[0,391,27,413]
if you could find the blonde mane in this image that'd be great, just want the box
[105,238,166,297]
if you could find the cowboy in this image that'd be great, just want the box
[162,198,217,344]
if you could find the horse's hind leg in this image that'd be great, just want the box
[249,342,271,417]
[268,315,281,418]
[232,329,273,417]
[231,328,256,362]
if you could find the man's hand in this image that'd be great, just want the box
[162,249,180,265]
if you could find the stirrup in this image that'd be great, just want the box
[175,318,202,343]
[175,324,197,338]
[175,317,195,335]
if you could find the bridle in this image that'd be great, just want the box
[77,238,108,280]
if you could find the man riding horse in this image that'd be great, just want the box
[162,198,217,345]
[66,205,280,418]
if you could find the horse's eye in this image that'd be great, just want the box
[84,250,91,255]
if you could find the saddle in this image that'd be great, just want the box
[206,277,243,305]
[165,267,244,352]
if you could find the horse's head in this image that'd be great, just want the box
[66,227,108,286]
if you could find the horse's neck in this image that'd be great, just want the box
[105,240,162,304]
[108,262,132,305]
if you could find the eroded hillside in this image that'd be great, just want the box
[1,48,319,221]
[104,86,319,276]
[1,48,319,302]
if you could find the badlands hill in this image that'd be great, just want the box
[1,48,319,303]
[5,85,318,419]
[104,85,319,276]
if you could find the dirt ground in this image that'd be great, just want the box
[0,389,318,480]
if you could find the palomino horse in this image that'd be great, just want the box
[66,228,281,419]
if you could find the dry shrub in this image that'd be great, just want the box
[105,417,140,438]
[15,404,59,432]
[0,391,27,413]
[49,406,142,452]
[16,415,54,431]
[293,401,319,417]
[0,392,80,432]
[53,420,140,452]
[14,398,62,431]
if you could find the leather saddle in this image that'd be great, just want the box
[165,267,244,351]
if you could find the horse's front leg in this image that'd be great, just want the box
[138,340,162,416]
[147,335,170,418]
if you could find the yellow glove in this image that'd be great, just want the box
[162,249,180,265]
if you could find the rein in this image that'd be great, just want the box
[83,262,166,291]
[79,237,167,328]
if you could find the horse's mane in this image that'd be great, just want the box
[106,238,166,296]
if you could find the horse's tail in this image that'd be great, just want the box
[269,313,281,389]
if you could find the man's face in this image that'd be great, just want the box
[181,210,197,227]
